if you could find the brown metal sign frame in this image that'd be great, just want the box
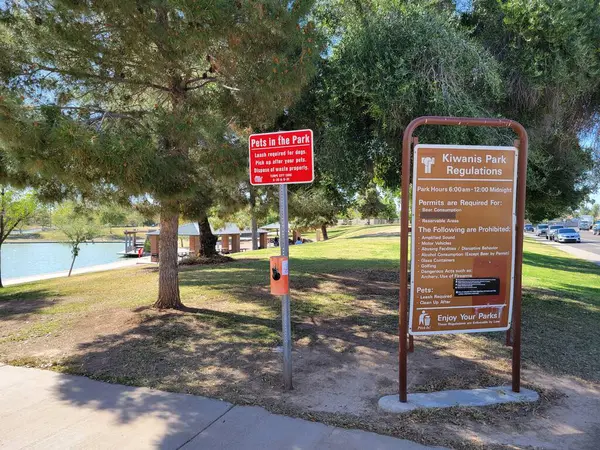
[399,116,528,403]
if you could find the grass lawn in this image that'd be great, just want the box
[299,224,358,242]
[0,225,598,449]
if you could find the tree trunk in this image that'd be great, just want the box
[0,200,3,287]
[68,251,77,277]
[321,224,329,241]
[250,188,258,250]
[0,242,3,288]
[199,215,218,257]
[251,214,258,250]
[154,205,183,309]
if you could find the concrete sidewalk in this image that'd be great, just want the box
[0,365,439,450]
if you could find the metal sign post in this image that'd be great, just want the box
[279,184,293,390]
[399,116,528,403]
[249,129,314,391]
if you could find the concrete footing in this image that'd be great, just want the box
[379,386,539,413]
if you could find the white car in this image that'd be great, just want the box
[547,224,564,240]
[555,228,581,243]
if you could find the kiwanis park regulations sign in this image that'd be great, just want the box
[409,145,518,335]
[249,129,314,186]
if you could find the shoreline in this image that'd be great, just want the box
[5,240,125,244]
[4,256,153,287]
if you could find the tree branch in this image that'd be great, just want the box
[221,84,241,92]
[51,106,148,116]
[29,65,171,92]
[185,79,218,91]
[89,112,143,125]
[186,75,217,85]
[3,220,21,241]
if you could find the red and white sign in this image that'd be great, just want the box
[249,129,314,185]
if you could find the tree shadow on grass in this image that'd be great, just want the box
[0,287,62,320]
[47,300,591,450]
[550,283,600,305]
[52,306,370,448]
[514,288,600,382]
[523,251,600,275]
[177,260,600,383]
[24,245,597,448]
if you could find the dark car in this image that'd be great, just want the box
[547,224,564,240]
[524,224,534,232]
[556,228,581,243]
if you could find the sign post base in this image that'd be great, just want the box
[380,386,539,413]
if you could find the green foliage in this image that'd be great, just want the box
[52,201,100,275]
[125,210,150,227]
[98,204,128,231]
[474,0,600,125]
[284,2,503,193]
[289,186,342,230]
[578,203,592,216]
[524,135,595,222]
[463,0,600,221]
[53,202,100,246]
[591,203,600,221]
[379,191,399,221]
[0,1,322,203]
[29,203,52,229]
[285,0,600,221]
[357,186,387,220]
[0,186,37,243]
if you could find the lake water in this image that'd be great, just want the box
[3,242,125,281]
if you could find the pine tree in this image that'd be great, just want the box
[1,1,321,308]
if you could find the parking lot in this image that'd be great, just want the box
[529,229,600,258]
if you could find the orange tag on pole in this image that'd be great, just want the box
[270,256,289,295]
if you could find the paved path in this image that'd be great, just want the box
[568,230,600,260]
[4,257,154,287]
[0,365,439,450]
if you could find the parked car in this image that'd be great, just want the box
[579,220,592,231]
[524,224,534,232]
[593,221,600,235]
[535,224,549,236]
[547,224,564,240]
[556,228,581,243]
